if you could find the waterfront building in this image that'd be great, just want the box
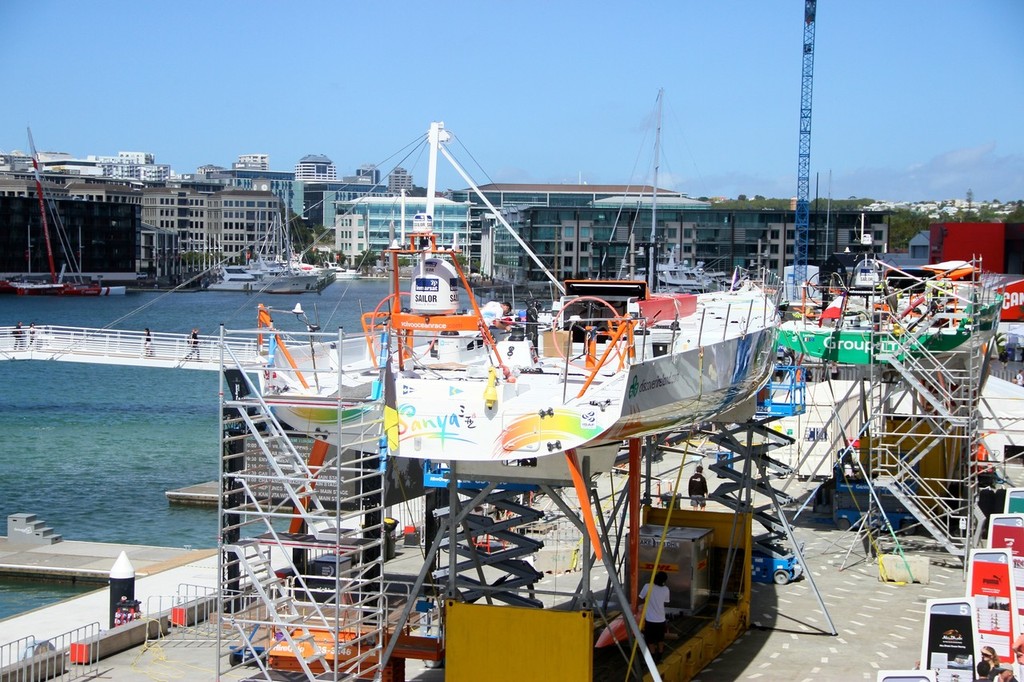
[194,167,300,221]
[137,223,181,282]
[302,180,389,234]
[334,195,471,268]
[0,175,139,282]
[141,184,280,276]
[451,183,890,284]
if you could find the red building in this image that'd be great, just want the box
[930,222,1005,270]
[928,222,1024,321]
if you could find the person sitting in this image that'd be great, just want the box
[482,301,515,331]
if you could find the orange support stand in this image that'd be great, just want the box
[565,449,602,561]
[289,438,331,534]
[628,438,641,611]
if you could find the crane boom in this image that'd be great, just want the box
[793,0,816,298]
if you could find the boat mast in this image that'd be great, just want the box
[648,88,663,292]
[430,123,564,293]
[27,127,58,284]
[425,123,443,221]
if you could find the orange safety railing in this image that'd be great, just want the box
[575,316,637,399]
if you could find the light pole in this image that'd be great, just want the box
[292,303,321,392]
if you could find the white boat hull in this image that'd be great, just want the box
[258,282,779,482]
[393,327,774,461]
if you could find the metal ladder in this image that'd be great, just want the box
[216,333,389,681]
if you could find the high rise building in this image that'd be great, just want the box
[294,155,337,181]
[234,154,269,171]
[388,167,414,194]
[356,164,381,185]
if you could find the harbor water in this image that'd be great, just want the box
[0,279,395,620]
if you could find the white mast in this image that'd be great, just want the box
[428,125,565,292]
[425,122,446,220]
[650,88,662,245]
[648,88,663,291]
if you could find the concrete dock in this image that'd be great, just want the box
[0,538,209,582]
[164,480,220,505]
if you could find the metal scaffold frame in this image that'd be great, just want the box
[704,399,837,635]
[214,326,391,681]
[852,268,1001,561]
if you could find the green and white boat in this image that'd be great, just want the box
[777,259,1002,365]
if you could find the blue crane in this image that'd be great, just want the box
[793,0,817,299]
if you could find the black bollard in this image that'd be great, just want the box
[108,551,135,628]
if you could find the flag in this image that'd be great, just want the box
[267,335,277,366]
[819,293,845,323]
[383,358,399,453]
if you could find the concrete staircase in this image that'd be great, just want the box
[6,514,63,547]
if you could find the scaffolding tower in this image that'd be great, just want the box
[853,271,1001,560]
[215,328,394,680]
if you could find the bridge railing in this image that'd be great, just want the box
[0,325,261,365]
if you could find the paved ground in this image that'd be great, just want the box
[3,457,1005,680]
[694,522,962,681]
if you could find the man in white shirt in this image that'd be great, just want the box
[639,571,671,659]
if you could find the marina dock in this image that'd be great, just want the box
[0,538,211,583]
[165,481,219,506]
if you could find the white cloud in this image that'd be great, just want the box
[836,144,1024,202]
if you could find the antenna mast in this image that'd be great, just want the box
[648,89,663,291]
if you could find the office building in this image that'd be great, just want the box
[294,154,337,181]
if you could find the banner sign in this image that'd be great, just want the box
[967,548,1018,665]
[988,513,1024,658]
[1004,488,1024,514]
[919,598,977,680]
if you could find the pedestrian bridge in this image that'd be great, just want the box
[0,324,263,372]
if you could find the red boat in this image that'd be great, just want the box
[12,281,125,296]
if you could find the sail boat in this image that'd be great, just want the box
[207,212,327,294]
[11,128,126,296]
[254,121,782,483]
[609,90,724,294]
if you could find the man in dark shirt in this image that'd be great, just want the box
[688,465,709,510]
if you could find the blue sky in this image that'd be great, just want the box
[2,1,1021,202]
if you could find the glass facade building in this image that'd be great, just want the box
[335,196,471,262]
[0,183,139,280]
[502,204,887,282]
[451,184,888,283]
